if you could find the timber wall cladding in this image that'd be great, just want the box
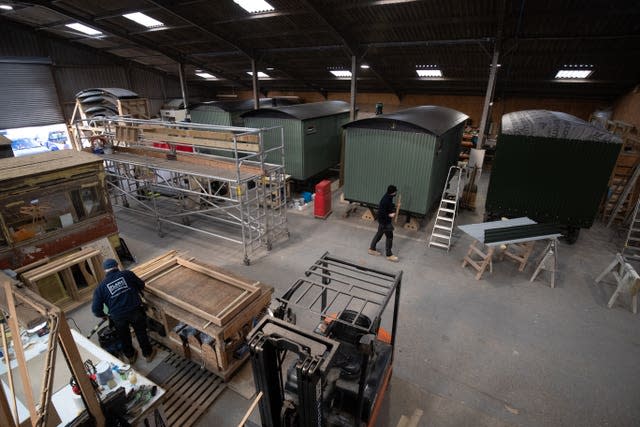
[612,86,640,129]
[239,90,607,125]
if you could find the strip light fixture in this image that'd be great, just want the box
[65,22,102,36]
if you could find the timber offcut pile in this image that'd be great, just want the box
[133,251,272,380]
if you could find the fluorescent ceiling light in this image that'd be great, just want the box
[555,69,592,79]
[196,72,218,79]
[0,4,13,10]
[266,67,274,71]
[65,22,102,36]
[416,69,443,77]
[234,0,274,13]
[247,71,269,78]
[360,64,370,69]
[123,12,164,28]
[330,70,352,77]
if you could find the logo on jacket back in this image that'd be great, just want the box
[106,277,129,297]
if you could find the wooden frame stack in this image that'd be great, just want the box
[19,248,104,312]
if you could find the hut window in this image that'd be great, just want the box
[70,186,105,220]
[306,124,317,135]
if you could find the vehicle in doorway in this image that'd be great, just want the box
[45,130,70,151]
[11,138,49,157]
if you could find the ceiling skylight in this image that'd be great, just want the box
[416,69,443,77]
[234,0,274,13]
[123,12,164,28]
[196,72,218,80]
[330,70,352,78]
[555,69,592,79]
[65,23,102,36]
[247,71,269,78]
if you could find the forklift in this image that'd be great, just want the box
[247,252,403,427]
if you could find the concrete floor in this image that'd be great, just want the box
[67,172,640,427]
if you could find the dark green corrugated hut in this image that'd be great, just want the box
[485,110,622,230]
[342,105,468,216]
[242,100,351,180]
[190,97,302,127]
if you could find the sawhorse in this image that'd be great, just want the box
[595,253,640,314]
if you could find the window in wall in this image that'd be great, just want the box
[1,184,107,243]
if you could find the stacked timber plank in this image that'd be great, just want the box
[602,132,640,225]
[133,251,272,380]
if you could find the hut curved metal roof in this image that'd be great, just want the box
[502,110,622,143]
[242,101,350,120]
[343,105,468,136]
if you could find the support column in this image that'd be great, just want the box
[178,63,188,113]
[251,59,260,109]
[350,55,357,121]
[477,49,500,149]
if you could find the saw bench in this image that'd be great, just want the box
[595,253,640,314]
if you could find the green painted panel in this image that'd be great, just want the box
[190,109,232,126]
[244,114,346,180]
[485,134,621,227]
[343,126,462,215]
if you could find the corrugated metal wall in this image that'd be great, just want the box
[0,63,65,128]
[1,21,212,124]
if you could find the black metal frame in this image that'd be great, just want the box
[249,252,402,427]
[276,251,402,357]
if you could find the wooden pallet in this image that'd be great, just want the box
[159,352,227,427]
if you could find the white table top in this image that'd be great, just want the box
[458,217,561,246]
[51,329,165,426]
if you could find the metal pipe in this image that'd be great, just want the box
[477,49,500,149]
[350,55,357,121]
[178,62,189,113]
[251,58,260,109]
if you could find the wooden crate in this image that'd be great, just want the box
[136,251,272,378]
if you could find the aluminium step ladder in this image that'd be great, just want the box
[622,195,640,262]
[429,165,465,251]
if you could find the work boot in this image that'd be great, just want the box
[126,350,138,364]
[145,347,157,363]
[368,249,381,256]
[386,255,399,262]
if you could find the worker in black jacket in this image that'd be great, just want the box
[368,185,399,262]
[92,258,156,364]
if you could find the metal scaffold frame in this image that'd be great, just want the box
[72,117,288,265]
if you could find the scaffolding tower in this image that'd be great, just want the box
[73,117,288,265]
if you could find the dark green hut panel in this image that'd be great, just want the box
[242,101,351,180]
[342,106,468,216]
[485,110,622,228]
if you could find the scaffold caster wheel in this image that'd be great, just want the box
[244,257,251,266]
[266,242,273,251]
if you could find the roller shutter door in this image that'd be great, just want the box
[0,63,64,129]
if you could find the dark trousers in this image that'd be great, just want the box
[112,307,153,358]
[370,222,394,256]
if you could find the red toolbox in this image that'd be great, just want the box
[314,180,332,219]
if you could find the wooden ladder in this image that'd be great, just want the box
[428,165,464,251]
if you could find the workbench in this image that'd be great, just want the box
[51,329,166,426]
[459,217,562,281]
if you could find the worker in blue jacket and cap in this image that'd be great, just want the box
[92,258,156,364]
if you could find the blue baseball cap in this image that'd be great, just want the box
[103,258,118,270]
